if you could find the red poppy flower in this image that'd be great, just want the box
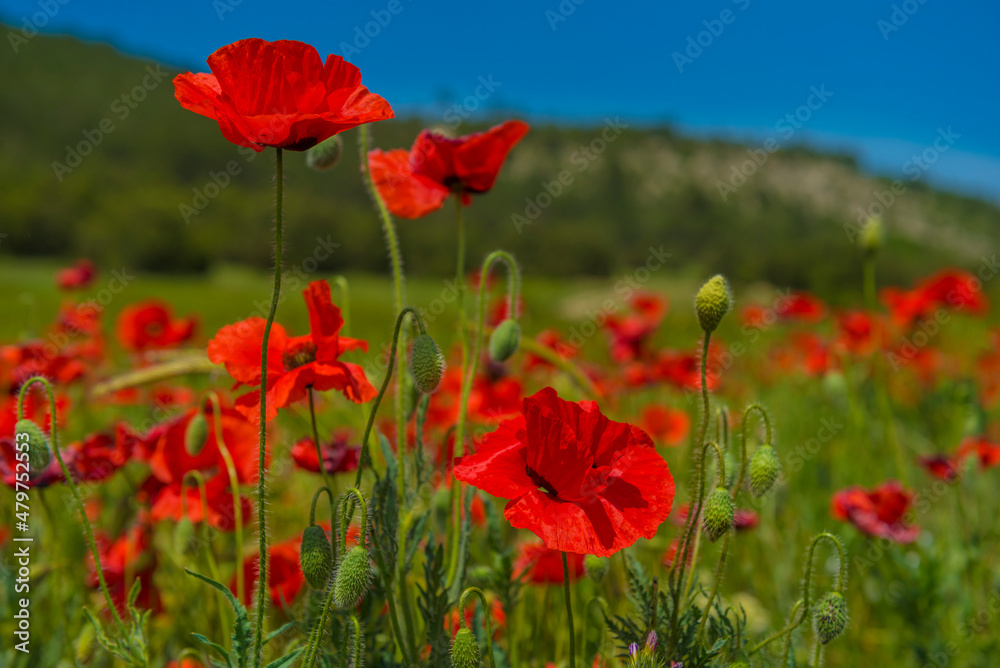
[917,454,960,481]
[882,269,987,327]
[651,349,720,391]
[89,518,159,616]
[834,310,881,356]
[525,329,578,372]
[956,436,1000,470]
[116,301,197,352]
[734,508,759,531]
[427,366,523,434]
[56,259,96,290]
[140,404,257,530]
[291,430,360,475]
[830,480,919,543]
[640,405,690,446]
[208,280,376,422]
[776,292,826,322]
[514,542,585,584]
[1,341,88,389]
[453,387,674,557]
[603,293,667,362]
[68,423,141,482]
[232,536,304,607]
[368,120,529,218]
[174,39,393,152]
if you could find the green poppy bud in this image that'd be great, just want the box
[306,134,343,171]
[409,334,445,394]
[702,487,735,542]
[15,418,50,470]
[184,412,209,457]
[749,444,781,497]
[451,627,481,668]
[695,274,732,333]
[334,545,373,609]
[488,318,521,363]
[814,591,849,644]
[860,216,882,254]
[300,525,334,590]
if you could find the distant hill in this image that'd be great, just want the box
[1,27,997,296]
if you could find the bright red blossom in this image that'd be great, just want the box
[208,280,376,422]
[116,301,197,352]
[368,120,529,218]
[453,387,674,557]
[831,480,919,543]
[291,430,360,475]
[174,39,393,151]
[56,259,97,290]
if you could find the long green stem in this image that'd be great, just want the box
[308,388,332,493]
[562,552,577,668]
[448,251,521,589]
[695,533,731,643]
[460,587,498,668]
[181,470,228,636]
[252,147,283,668]
[18,377,126,634]
[748,598,802,656]
[208,392,244,605]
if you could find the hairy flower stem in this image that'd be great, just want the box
[562,552,577,668]
[359,124,407,476]
[460,587,499,668]
[446,195,470,586]
[695,533,731,644]
[252,147,283,668]
[864,254,906,482]
[733,403,772,498]
[181,470,228,635]
[18,377,126,634]
[308,388,333,494]
[208,392,244,604]
[669,332,712,651]
[448,251,521,590]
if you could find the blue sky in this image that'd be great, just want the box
[3,0,998,202]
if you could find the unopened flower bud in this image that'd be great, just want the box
[695,275,732,333]
[334,545,373,608]
[749,444,781,497]
[702,487,735,542]
[814,591,849,644]
[300,525,334,590]
[184,412,209,457]
[488,318,521,363]
[451,627,481,668]
[306,134,343,171]
[860,216,882,254]
[15,418,50,470]
[409,334,445,394]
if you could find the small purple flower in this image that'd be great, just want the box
[645,630,658,651]
[628,642,639,658]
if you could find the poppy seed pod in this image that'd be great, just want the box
[450,627,481,668]
[702,487,735,542]
[334,545,373,609]
[409,334,445,394]
[184,412,209,457]
[814,591,849,644]
[860,216,883,254]
[300,525,334,590]
[488,318,521,363]
[749,444,781,497]
[15,418,51,470]
[306,134,343,171]
[695,274,732,333]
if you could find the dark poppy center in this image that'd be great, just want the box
[282,341,318,371]
[526,465,558,496]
